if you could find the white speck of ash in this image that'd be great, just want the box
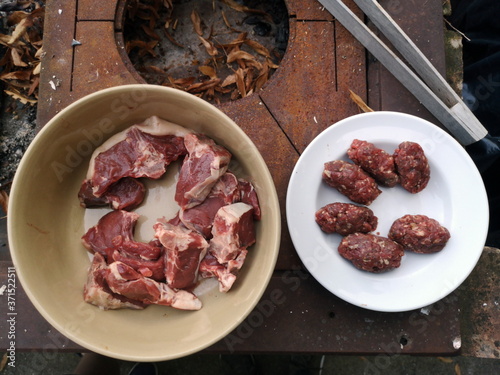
[453,336,461,350]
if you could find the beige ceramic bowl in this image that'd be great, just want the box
[8,84,280,361]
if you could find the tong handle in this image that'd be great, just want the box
[319,0,487,145]
[353,0,459,108]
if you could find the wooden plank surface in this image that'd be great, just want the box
[0,261,461,355]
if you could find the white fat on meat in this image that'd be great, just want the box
[106,261,202,311]
[199,250,247,293]
[209,202,256,264]
[227,249,248,274]
[83,254,144,310]
[199,262,237,293]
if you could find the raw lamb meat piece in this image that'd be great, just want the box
[102,240,165,281]
[106,261,202,310]
[110,249,165,281]
[323,160,382,205]
[227,249,248,274]
[209,202,255,264]
[175,133,232,209]
[338,233,404,273]
[347,139,399,187]
[393,141,430,193]
[78,177,146,211]
[199,253,236,292]
[238,179,261,220]
[199,251,247,292]
[179,172,240,238]
[315,202,378,236]
[180,173,262,238]
[105,240,162,261]
[87,116,191,197]
[81,210,139,256]
[164,212,182,226]
[154,219,209,289]
[83,253,145,310]
[388,214,450,253]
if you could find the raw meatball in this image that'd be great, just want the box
[393,141,430,193]
[322,160,382,205]
[338,233,404,273]
[347,139,399,187]
[315,202,378,236]
[388,214,450,253]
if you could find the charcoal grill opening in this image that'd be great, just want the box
[119,0,289,104]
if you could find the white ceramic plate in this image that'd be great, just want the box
[286,111,489,312]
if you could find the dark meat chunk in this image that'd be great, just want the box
[393,141,430,193]
[78,177,146,211]
[388,214,450,253]
[338,233,404,273]
[78,179,108,207]
[322,160,382,205]
[180,172,240,238]
[154,220,209,289]
[81,210,139,256]
[105,261,202,310]
[83,253,145,310]
[209,202,256,264]
[175,133,232,209]
[88,116,190,197]
[315,202,377,236]
[347,139,399,187]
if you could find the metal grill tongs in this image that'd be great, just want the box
[319,0,499,172]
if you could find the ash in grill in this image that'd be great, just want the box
[123,0,289,104]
